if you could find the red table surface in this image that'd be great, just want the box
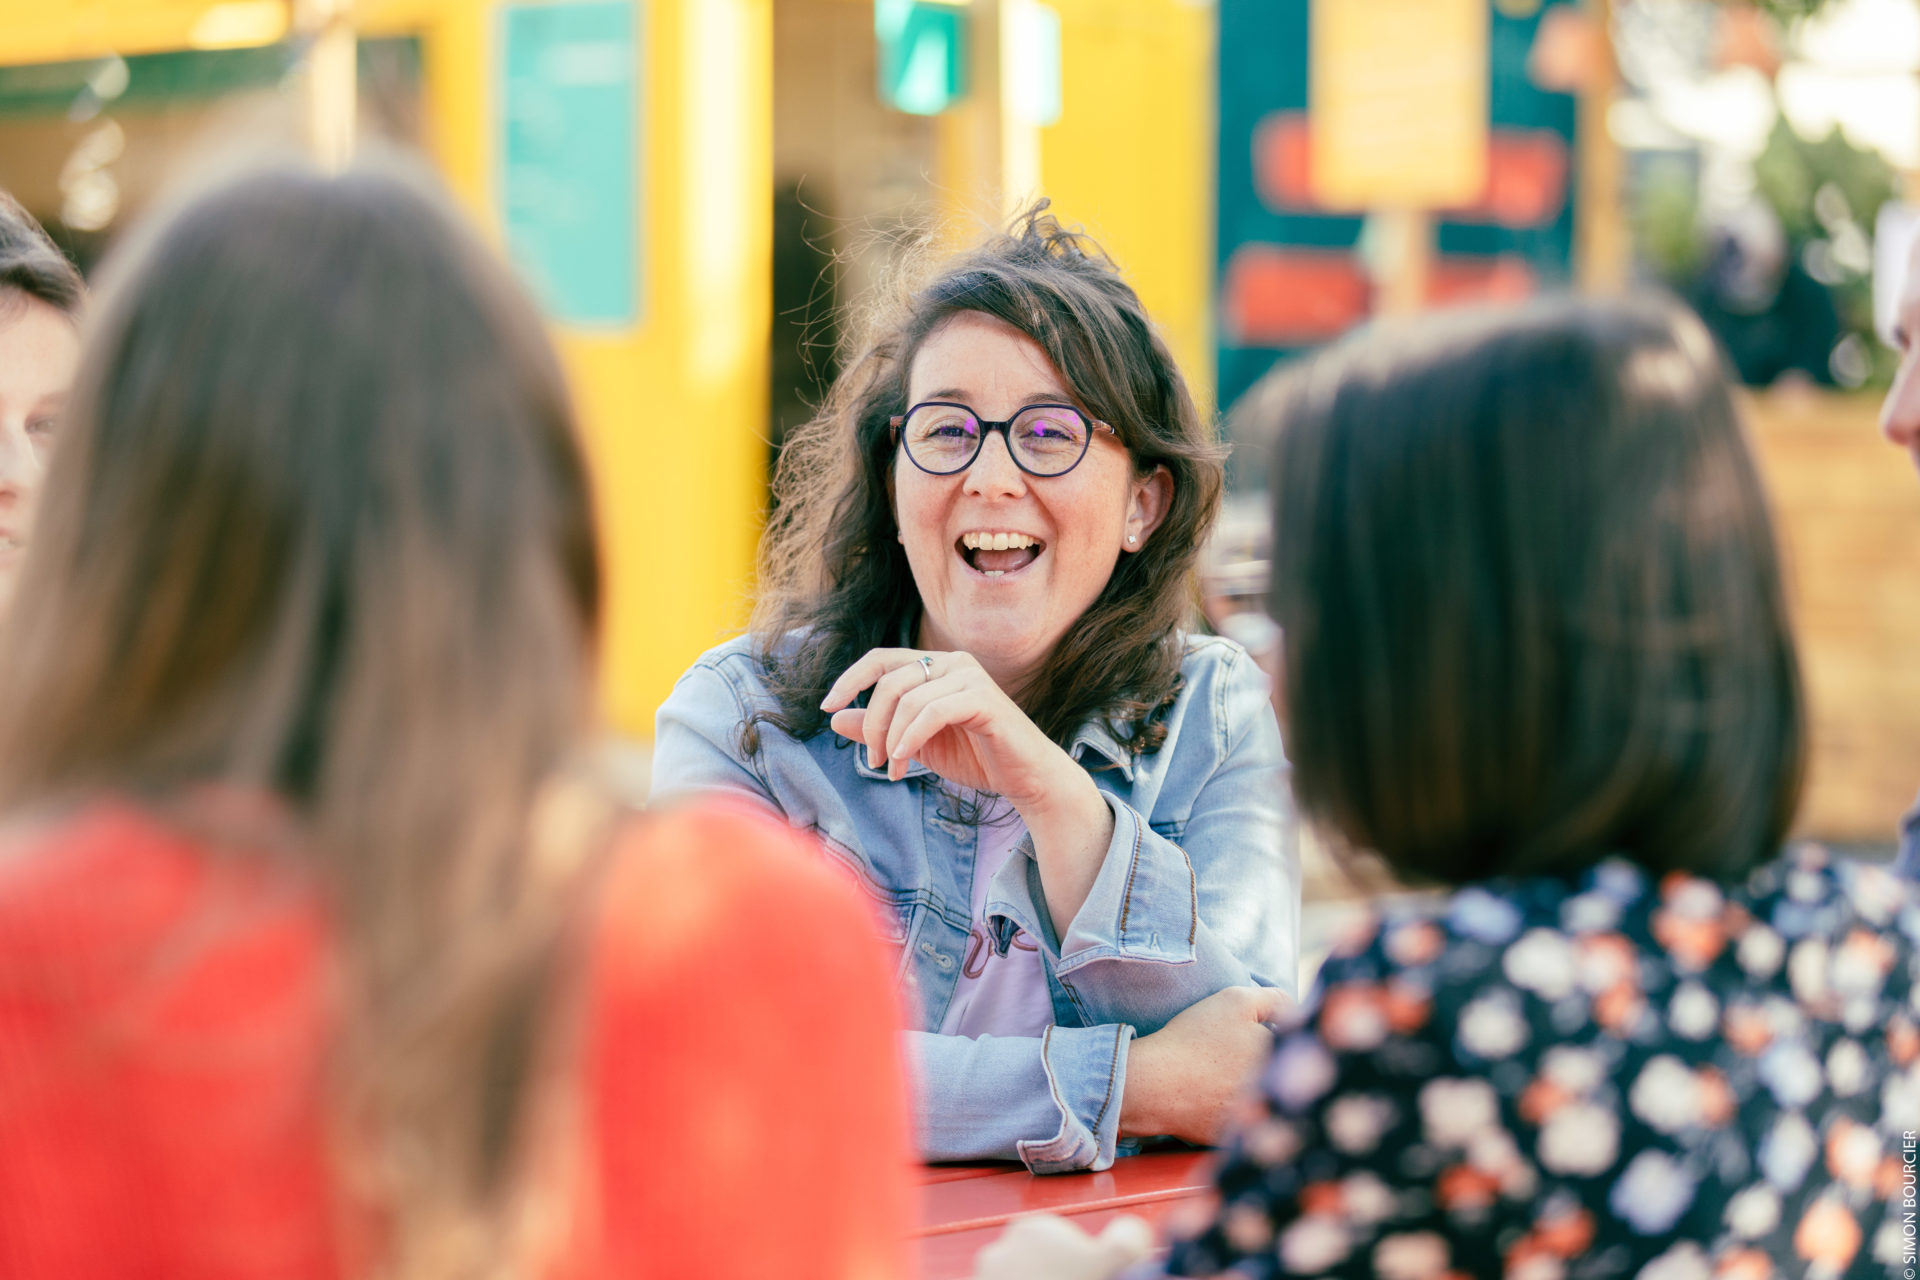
[915,1150,1216,1280]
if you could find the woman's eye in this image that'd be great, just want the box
[26,417,58,437]
[1025,415,1078,439]
[920,414,975,438]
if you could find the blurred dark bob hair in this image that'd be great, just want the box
[1250,295,1804,885]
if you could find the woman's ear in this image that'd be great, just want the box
[1123,465,1173,551]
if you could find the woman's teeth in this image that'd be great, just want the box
[960,531,1037,551]
[959,531,1042,577]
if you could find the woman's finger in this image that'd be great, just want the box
[828,707,867,743]
[889,687,994,775]
[882,672,979,765]
[819,647,920,713]
[1246,984,1293,1026]
[863,659,939,770]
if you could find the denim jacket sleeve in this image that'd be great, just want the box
[986,640,1299,1035]
[908,1024,1135,1172]
[650,654,784,813]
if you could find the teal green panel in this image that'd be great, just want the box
[875,0,965,117]
[498,1,639,329]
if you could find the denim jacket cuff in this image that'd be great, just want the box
[1014,1021,1134,1174]
[1050,791,1199,975]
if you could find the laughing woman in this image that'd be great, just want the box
[652,208,1299,1173]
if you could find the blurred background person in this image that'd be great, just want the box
[652,208,1298,1174]
[0,161,911,1280]
[1877,218,1920,876]
[979,293,1915,1278]
[1682,198,1843,388]
[0,192,82,608]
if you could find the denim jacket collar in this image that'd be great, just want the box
[1068,721,1135,782]
[849,747,936,783]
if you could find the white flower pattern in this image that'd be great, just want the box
[1163,850,1914,1280]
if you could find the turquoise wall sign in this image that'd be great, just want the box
[875,0,966,116]
[499,0,639,327]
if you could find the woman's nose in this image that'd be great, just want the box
[1883,361,1920,448]
[962,429,1026,496]
[0,425,35,502]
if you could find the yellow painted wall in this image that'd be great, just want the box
[401,0,773,737]
[1038,0,1214,415]
[0,0,252,62]
[930,0,1215,414]
[0,0,774,740]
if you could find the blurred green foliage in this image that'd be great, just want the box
[1632,154,1710,280]
[1632,112,1900,386]
[1754,116,1900,381]
[1748,0,1846,17]
[1756,119,1899,249]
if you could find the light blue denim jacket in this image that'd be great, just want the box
[649,631,1300,1173]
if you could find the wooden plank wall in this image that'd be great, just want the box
[1745,390,1920,845]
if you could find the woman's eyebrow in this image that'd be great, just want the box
[914,387,1075,405]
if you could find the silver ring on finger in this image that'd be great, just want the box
[918,654,936,684]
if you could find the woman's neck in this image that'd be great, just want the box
[912,617,1040,703]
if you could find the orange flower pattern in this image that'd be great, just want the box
[1162,849,1916,1279]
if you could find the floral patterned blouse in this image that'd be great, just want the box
[1158,848,1918,1280]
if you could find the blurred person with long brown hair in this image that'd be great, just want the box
[0,162,911,1280]
[0,192,83,606]
[982,297,1913,1279]
[652,207,1298,1173]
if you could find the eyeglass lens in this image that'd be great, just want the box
[902,405,1091,475]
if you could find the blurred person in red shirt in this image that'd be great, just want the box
[0,192,83,607]
[0,162,912,1280]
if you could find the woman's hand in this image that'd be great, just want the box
[821,648,1067,803]
[1120,986,1288,1145]
[821,647,1115,933]
[969,1213,1155,1280]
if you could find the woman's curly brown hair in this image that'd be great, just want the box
[747,202,1225,760]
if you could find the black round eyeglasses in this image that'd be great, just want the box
[889,401,1117,477]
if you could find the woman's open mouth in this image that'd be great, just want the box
[956,530,1044,578]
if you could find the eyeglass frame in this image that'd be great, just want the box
[888,400,1118,477]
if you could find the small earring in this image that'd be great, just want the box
[897,531,905,543]
[1126,533,1137,545]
